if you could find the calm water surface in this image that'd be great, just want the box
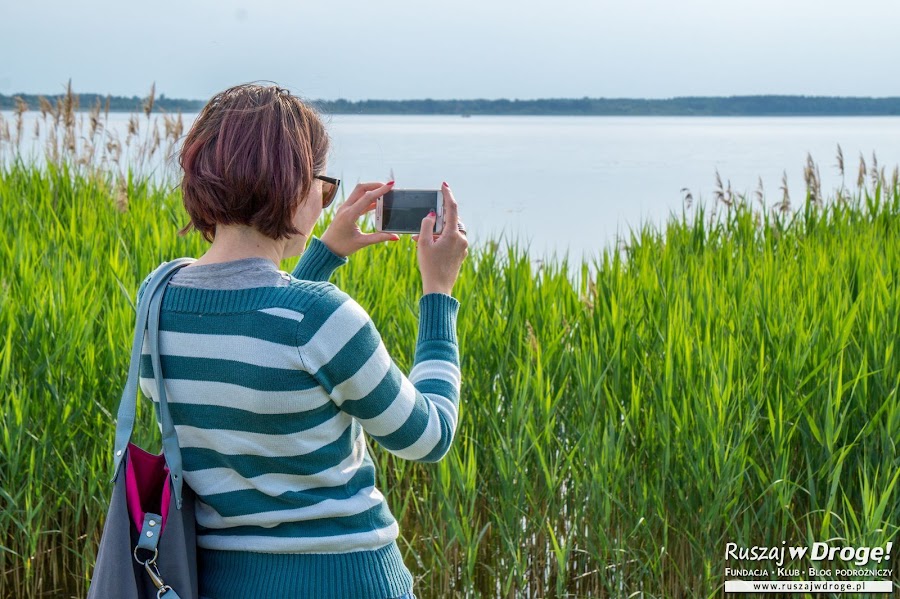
[3,111,900,273]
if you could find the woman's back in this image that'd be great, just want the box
[136,237,461,598]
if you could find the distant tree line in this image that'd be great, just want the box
[0,92,201,114]
[2,92,900,116]
[311,96,900,116]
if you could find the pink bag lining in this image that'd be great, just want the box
[125,442,171,535]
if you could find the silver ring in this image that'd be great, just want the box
[457,222,467,235]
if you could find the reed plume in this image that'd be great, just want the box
[777,170,790,214]
[0,115,9,144]
[0,80,184,194]
[681,187,693,210]
[13,96,27,147]
[870,151,880,191]
[114,177,128,212]
[38,95,54,119]
[755,176,764,209]
[89,97,103,138]
[713,169,733,207]
[803,152,822,206]
[143,82,156,118]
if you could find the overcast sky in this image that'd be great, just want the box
[3,0,900,102]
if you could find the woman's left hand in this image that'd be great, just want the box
[318,181,401,258]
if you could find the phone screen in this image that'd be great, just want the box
[382,190,440,232]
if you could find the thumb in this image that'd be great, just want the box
[418,210,436,246]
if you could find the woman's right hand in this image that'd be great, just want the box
[413,182,468,296]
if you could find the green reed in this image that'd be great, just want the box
[1,98,899,597]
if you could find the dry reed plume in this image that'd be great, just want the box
[0,79,185,207]
[679,144,897,228]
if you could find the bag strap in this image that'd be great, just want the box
[147,260,194,509]
[110,259,196,510]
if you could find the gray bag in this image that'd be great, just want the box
[88,258,198,599]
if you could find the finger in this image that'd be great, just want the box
[353,181,395,216]
[363,231,400,244]
[357,200,377,216]
[346,181,390,207]
[418,210,436,246]
[367,180,394,199]
[439,182,459,236]
[358,232,400,247]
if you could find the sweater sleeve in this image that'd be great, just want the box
[291,236,349,282]
[296,286,461,463]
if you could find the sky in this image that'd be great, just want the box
[2,0,900,102]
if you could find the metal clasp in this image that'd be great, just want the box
[133,545,158,566]
[133,545,170,594]
[143,558,166,589]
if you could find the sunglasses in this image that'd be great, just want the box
[315,175,341,209]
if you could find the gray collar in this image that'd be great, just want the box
[169,257,292,290]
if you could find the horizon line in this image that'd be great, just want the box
[4,91,900,103]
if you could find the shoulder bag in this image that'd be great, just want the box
[87,258,198,599]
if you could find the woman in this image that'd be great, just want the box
[136,82,468,599]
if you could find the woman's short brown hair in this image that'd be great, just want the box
[177,82,331,243]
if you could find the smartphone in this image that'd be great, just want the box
[376,189,444,234]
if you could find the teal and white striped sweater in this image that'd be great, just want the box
[136,237,461,598]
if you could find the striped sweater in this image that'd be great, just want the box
[136,236,461,598]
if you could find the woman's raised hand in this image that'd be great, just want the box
[414,182,468,296]
[318,181,399,258]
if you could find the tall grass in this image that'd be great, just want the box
[1,85,898,597]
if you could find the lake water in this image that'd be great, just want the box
[3,110,899,273]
